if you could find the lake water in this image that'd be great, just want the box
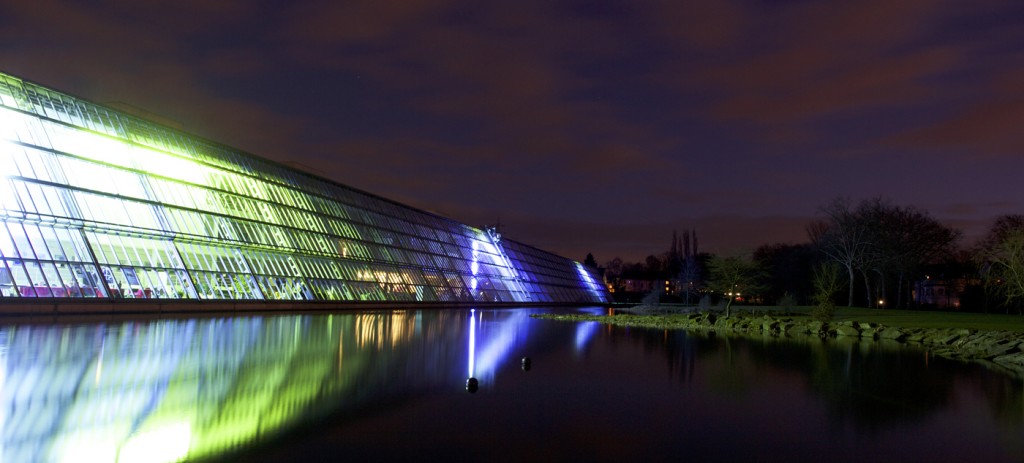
[3,307,1022,462]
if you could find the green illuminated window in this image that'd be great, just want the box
[0,70,609,304]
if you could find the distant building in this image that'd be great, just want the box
[0,70,608,309]
[620,278,660,293]
[913,276,968,309]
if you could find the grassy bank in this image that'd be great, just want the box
[619,304,1024,332]
[533,305,1024,378]
[828,307,1024,331]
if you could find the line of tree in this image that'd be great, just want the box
[810,197,961,308]
[601,229,708,304]
[595,197,1024,313]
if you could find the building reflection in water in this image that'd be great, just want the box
[0,309,558,463]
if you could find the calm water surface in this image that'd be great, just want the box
[3,307,1022,462]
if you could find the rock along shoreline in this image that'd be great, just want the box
[531,311,1024,379]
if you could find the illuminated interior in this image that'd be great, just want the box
[0,71,608,305]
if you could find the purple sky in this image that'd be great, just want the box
[3,0,1023,263]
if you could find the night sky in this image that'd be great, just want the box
[3,0,1023,263]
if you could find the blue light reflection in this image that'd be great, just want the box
[468,309,476,378]
[464,310,532,383]
[574,321,599,352]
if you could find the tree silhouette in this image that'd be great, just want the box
[977,215,1024,313]
[707,254,763,316]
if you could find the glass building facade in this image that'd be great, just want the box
[0,71,608,307]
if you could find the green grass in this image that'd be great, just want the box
[725,305,1024,332]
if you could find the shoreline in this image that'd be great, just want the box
[531,310,1024,380]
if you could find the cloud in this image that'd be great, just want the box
[497,213,816,263]
[0,0,312,161]
[681,1,964,127]
[708,46,959,124]
[887,98,1024,156]
[881,43,1024,158]
[941,201,1022,217]
[647,1,749,50]
[276,1,683,176]
[282,0,452,43]
[4,0,1024,262]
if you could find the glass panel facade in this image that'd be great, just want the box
[0,70,609,304]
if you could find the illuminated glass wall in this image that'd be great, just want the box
[0,71,608,305]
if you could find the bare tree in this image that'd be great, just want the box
[977,215,1024,250]
[875,205,961,307]
[811,198,871,307]
[813,197,960,308]
[977,215,1024,314]
[604,257,623,278]
[677,229,701,305]
[679,256,702,305]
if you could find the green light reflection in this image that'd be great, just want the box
[0,309,515,462]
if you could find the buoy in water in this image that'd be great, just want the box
[521,356,531,371]
[466,377,479,393]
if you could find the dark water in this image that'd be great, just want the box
[3,308,1022,462]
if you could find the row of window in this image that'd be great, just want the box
[0,136,517,269]
[0,222,598,302]
[1,166,586,292]
[0,111,585,290]
[3,79,501,252]
[0,257,591,302]
[1,173,539,283]
[0,72,608,304]
[0,97,476,253]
